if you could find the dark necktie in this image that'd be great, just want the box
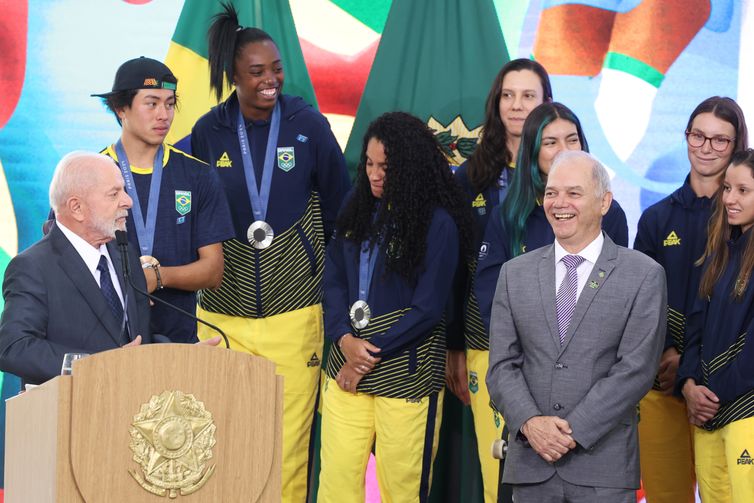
[97,254,124,323]
[556,254,586,344]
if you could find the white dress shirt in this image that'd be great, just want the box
[56,221,125,308]
[554,232,605,302]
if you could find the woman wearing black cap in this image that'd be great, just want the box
[189,4,350,501]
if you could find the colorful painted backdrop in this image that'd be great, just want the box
[0,1,745,500]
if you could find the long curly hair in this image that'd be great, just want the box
[336,112,474,283]
[466,58,552,193]
[501,102,588,257]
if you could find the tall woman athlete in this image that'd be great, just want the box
[190,5,350,501]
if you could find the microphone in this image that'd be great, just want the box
[114,231,131,342]
[114,230,230,349]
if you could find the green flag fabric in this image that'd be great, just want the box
[166,0,317,145]
[343,0,509,173]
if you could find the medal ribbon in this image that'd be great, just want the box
[358,242,379,302]
[236,102,281,223]
[114,140,164,256]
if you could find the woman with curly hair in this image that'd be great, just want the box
[189,4,350,501]
[318,112,473,502]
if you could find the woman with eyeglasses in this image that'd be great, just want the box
[676,148,754,503]
[635,96,748,503]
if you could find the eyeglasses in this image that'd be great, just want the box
[685,131,735,152]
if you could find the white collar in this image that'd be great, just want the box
[554,232,604,265]
[56,221,111,276]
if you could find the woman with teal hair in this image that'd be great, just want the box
[460,101,626,502]
[474,101,628,347]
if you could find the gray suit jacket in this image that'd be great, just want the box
[486,235,666,489]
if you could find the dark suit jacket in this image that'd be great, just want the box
[486,235,666,489]
[0,224,151,384]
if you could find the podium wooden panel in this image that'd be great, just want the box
[5,344,283,502]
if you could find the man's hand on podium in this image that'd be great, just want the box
[124,335,143,347]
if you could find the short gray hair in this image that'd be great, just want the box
[49,151,114,213]
[549,150,611,197]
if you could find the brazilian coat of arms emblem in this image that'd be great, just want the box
[129,390,217,498]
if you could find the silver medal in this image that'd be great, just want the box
[247,220,274,249]
[349,300,371,329]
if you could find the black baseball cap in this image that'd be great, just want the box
[91,56,177,98]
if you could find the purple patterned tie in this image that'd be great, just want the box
[556,254,586,344]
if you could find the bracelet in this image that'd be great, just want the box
[153,263,164,290]
[140,256,160,269]
[338,334,348,349]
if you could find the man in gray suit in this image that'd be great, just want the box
[487,150,666,502]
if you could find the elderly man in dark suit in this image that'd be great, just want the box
[487,150,666,502]
[1,152,169,385]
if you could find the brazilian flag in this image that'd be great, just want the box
[165,0,317,149]
[343,0,508,173]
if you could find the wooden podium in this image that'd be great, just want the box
[4,344,283,502]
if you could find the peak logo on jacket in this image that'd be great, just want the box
[216,152,232,168]
[738,449,753,465]
[472,193,486,208]
[663,231,681,246]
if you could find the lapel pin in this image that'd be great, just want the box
[589,280,599,289]
[598,270,605,278]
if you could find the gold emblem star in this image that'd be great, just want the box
[129,390,216,497]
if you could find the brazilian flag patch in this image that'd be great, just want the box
[469,371,479,394]
[277,146,295,172]
[175,190,191,215]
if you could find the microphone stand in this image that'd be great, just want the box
[114,231,230,349]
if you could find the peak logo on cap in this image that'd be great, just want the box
[143,78,158,86]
